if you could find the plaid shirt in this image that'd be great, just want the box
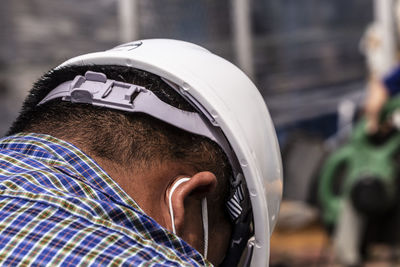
[0,133,210,266]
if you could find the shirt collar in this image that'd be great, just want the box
[0,132,141,211]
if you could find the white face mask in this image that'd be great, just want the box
[168,177,208,259]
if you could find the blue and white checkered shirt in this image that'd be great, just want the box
[0,133,210,266]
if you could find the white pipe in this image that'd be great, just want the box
[373,0,397,75]
[231,0,254,79]
[118,0,138,43]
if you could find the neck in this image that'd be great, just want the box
[91,156,188,227]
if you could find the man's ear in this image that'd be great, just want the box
[166,171,217,235]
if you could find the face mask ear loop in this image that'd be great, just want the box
[168,178,190,234]
[168,177,209,259]
[202,198,208,259]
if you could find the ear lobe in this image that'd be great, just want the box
[167,171,217,235]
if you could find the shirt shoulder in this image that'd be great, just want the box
[0,134,210,266]
[0,194,206,266]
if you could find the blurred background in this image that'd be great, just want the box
[2,0,400,266]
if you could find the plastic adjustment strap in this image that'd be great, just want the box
[63,72,146,112]
[38,71,240,177]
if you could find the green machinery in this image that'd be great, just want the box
[319,97,400,228]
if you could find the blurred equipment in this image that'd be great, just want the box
[282,131,326,203]
[275,201,318,231]
[319,96,400,265]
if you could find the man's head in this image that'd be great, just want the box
[8,39,283,266]
[8,64,232,264]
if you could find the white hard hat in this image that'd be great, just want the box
[55,39,283,266]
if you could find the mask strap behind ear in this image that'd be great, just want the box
[201,197,208,259]
[168,178,208,259]
[169,178,190,234]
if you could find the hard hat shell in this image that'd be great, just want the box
[58,39,283,266]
